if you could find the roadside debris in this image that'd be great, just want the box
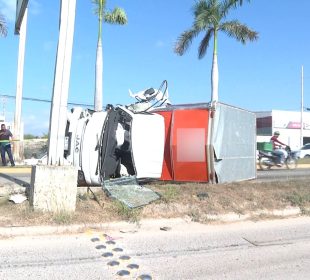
[9,193,27,204]
[197,192,209,200]
[160,226,171,231]
[103,176,160,209]
[87,187,104,208]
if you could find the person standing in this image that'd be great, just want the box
[0,124,15,166]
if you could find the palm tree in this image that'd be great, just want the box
[174,0,258,102]
[92,0,127,111]
[0,13,8,37]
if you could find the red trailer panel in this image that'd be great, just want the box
[158,111,173,180]
[157,108,209,182]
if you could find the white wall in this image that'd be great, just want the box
[272,110,310,149]
[256,110,310,150]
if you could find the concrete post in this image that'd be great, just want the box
[47,0,77,165]
[29,165,78,213]
[13,8,28,162]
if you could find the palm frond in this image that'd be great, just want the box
[0,14,8,37]
[236,0,251,5]
[195,8,219,29]
[194,0,216,18]
[220,20,258,44]
[220,0,250,18]
[174,28,200,56]
[104,7,127,25]
[194,0,220,25]
[198,28,214,59]
[91,0,106,16]
[223,0,251,8]
[174,0,257,57]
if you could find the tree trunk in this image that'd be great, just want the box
[211,31,219,103]
[211,54,219,102]
[94,38,103,111]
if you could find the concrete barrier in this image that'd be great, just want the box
[29,165,78,213]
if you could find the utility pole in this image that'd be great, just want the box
[300,65,304,148]
[13,7,28,162]
[47,0,77,165]
[30,0,78,214]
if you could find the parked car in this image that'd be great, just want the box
[298,143,310,158]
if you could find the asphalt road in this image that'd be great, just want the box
[256,167,310,182]
[0,166,310,191]
[0,168,30,196]
[0,217,309,280]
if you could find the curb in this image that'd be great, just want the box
[256,163,310,169]
[0,167,32,174]
[0,219,188,238]
[0,208,303,238]
[206,207,302,222]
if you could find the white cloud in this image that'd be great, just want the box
[0,0,16,22]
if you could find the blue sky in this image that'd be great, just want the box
[0,0,309,135]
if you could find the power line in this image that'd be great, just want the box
[0,94,93,107]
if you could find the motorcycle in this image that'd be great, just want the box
[258,146,298,170]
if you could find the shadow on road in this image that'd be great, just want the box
[0,172,30,188]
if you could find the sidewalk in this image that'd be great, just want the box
[0,211,305,239]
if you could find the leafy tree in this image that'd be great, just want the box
[174,0,258,102]
[24,134,36,140]
[0,13,7,37]
[92,0,127,111]
[41,133,49,139]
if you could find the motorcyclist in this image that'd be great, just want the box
[270,131,288,166]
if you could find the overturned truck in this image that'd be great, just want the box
[64,84,256,185]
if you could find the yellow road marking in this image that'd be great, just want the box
[0,167,31,174]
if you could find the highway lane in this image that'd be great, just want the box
[256,167,310,182]
[0,217,309,279]
[0,166,310,187]
[0,166,309,198]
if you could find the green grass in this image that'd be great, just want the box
[78,193,91,201]
[110,201,142,224]
[52,211,74,224]
[0,196,9,207]
[159,185,181,203]
[286,191,310,215]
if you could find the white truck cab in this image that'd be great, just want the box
[64,105,165,185]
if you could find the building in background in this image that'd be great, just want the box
[256,110,310,150]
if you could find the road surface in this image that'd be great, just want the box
[256,167,310,182]
[0,166,310,191]
[0,217,309,280]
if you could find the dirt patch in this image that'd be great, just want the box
[0,179,309,227]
